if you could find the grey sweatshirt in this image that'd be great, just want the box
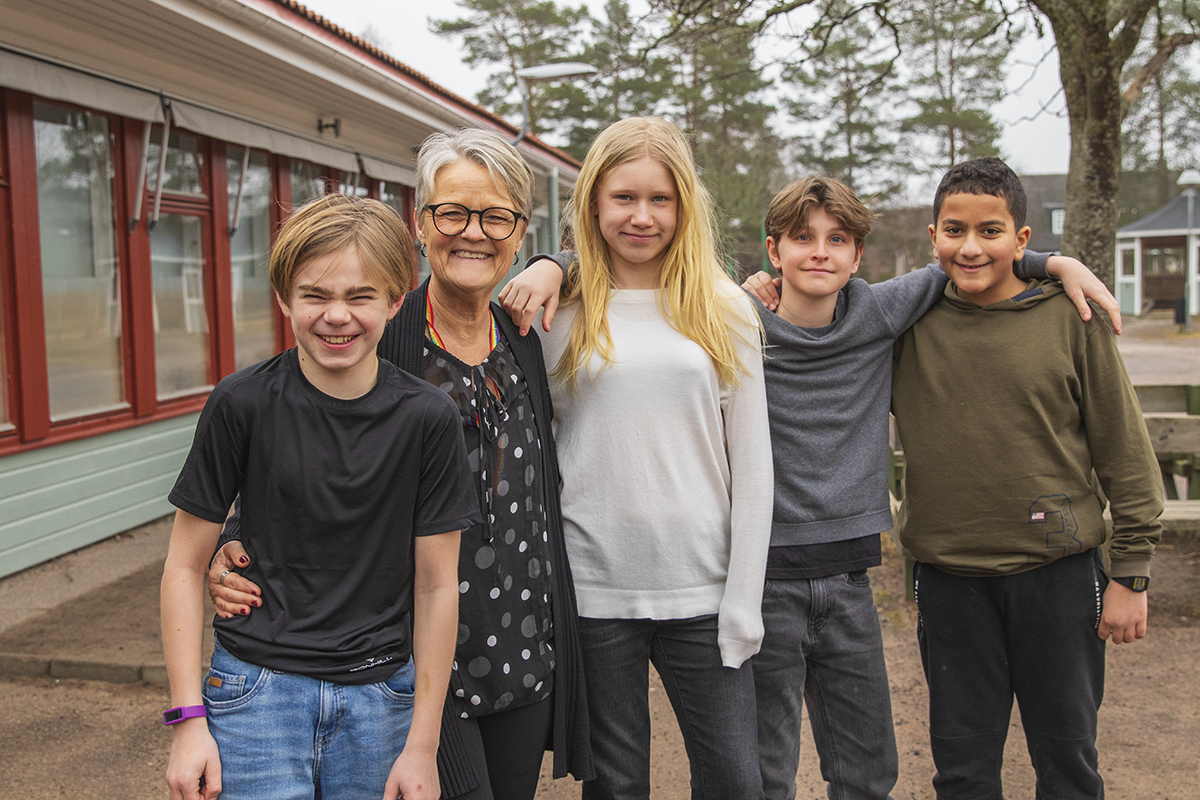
[753,254,1048,552]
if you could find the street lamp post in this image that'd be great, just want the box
[512,62,597,146]
[1179,168,1200,333]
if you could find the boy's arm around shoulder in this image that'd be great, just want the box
[1080,320,1162,644]
[162,509,226,800]
[872,249,1060,332]
[1040,254,1122,334]
[891,251,1122,333]
[868,263,949,336]
[383,528,460,800]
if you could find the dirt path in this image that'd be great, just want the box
[3,531,1196,798]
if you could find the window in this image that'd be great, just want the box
[150,214,212,398]
[146,129,205,196]
[33,101,126,420]
[290,159,328,209]
[338,171,368,198]
[1120,247,1137,277]
[227,146,275,369]
[1050,208,1065,236]
[380,180,424,285]
[378,180,407,220]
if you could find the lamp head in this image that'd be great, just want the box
[515,63,598,81]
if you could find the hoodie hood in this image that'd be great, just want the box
[943,277,1064,313]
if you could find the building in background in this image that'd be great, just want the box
[1118,194,1200,316]
[0,0,579,578]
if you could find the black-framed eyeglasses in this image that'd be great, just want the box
[423,203,525,241]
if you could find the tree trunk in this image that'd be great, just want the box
[1042,5,1128,287]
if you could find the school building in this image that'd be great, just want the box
[0,0,580,578]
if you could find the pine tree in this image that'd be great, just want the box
[1121,3,1200,202]
[430,0,591,137]
[545,0,675,159]
[898,0,1007,170]
[667,13,784,273]
[780,1,905,200]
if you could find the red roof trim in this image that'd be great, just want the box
[261,0,580,170]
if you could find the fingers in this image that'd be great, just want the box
[543,293,559,332]
[741,271,781,310]
[207,541,262,617]
[498,284,537,336]
[203,763,222,800]
[1069,292,1093,323]
[1104,301,1122,335]
[211,576,261,618]
[210,540,250,574]
[1113,618,1147,644]
[1098,620,1147,644]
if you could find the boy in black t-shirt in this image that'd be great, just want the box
[161,195,478,800]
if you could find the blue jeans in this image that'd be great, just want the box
[578,615,761,800]
[752,572,898,800]
[202,638,415,800]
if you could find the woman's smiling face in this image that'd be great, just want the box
[417,160,527,301]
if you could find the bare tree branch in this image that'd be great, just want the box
[1006,84,1067,122]
[1122,31,1200,107]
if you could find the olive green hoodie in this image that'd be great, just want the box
[892,278,1162,578]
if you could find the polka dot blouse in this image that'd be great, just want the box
[422,324,555,718]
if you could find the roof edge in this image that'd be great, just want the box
[265,0,580,170]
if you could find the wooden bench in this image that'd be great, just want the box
[1143,414,1200,501]
[1134,384,1200,416]
[1161,500,1200,539]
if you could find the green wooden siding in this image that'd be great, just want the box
[0,414,198,578]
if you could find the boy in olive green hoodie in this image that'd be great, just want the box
[892,157,1162,800]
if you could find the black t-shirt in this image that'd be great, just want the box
[170,349,480,684]
[765,534,881,580]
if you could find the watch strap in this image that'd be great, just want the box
[163,704,207,725]
[1112,576,1149,592]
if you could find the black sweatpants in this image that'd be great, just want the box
[914,549,1107,800]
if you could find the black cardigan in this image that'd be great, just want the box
[380,279,593,794]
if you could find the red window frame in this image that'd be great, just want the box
[0,94,293,456]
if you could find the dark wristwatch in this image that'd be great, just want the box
[1112,576,1149,592]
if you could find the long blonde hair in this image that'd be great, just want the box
[553,117,756,389]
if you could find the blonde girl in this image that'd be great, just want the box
[504,116,773,799]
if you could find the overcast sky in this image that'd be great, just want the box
[299,0,1074,176]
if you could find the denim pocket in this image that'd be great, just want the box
[377,659,415,705]
[202,642,269,708]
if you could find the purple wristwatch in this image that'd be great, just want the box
[163,705,207,725]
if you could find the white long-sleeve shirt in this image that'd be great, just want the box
[541,285,774,667]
